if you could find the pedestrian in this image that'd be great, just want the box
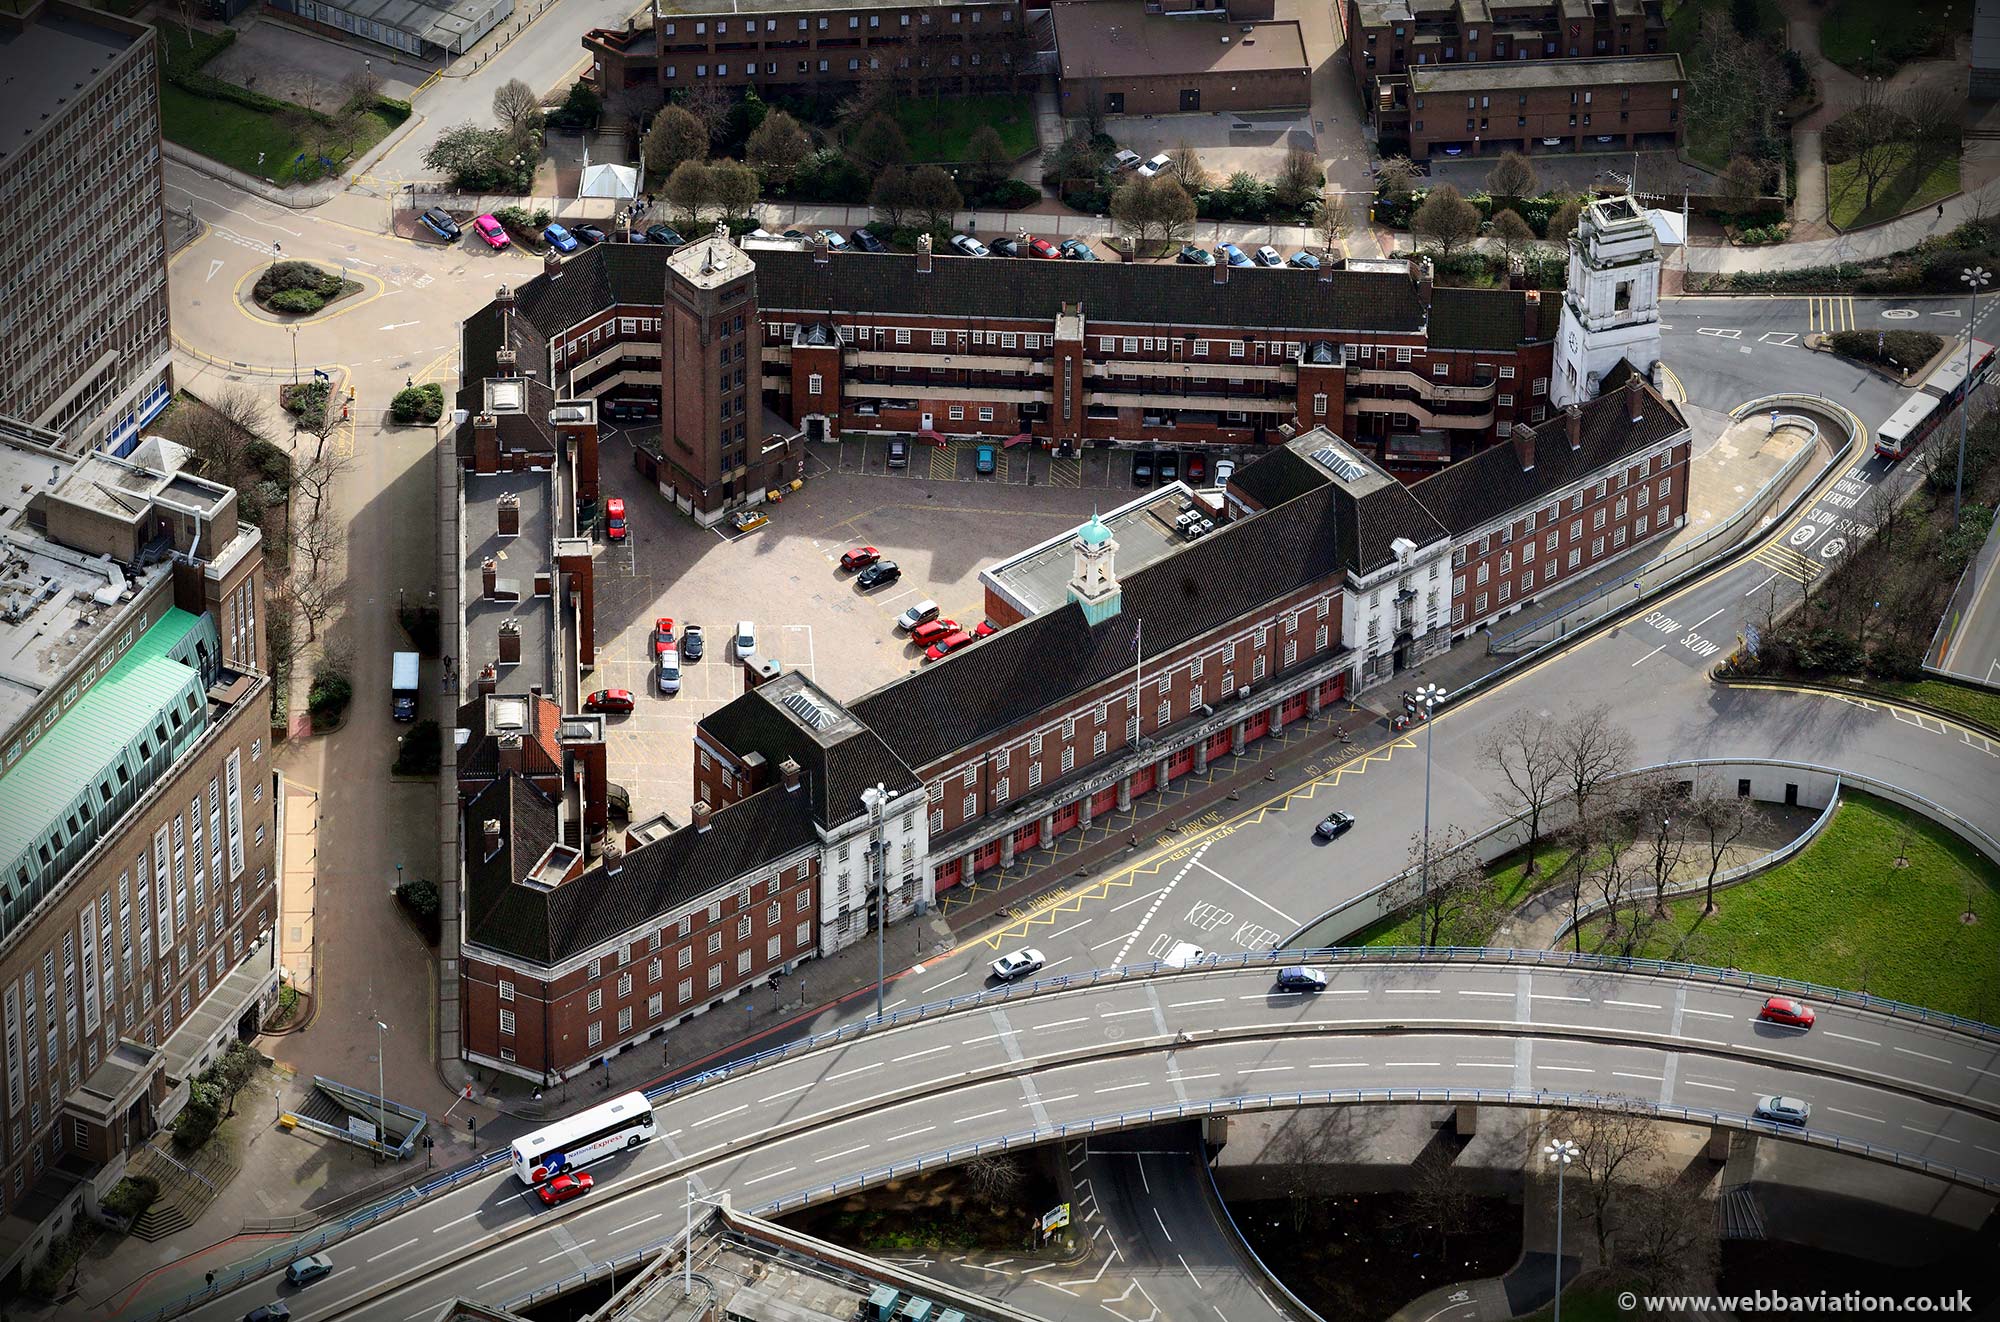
[1939,203,1946,221]
[206,1271,216,1288]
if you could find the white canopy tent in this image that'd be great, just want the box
[578,162,639,202]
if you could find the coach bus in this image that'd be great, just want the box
[510,1090,656,1185]
[1875,337,1996,460]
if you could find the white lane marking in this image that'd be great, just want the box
[368,1238,419,1262]
[1457,989,1512,998]
[1683,1008,1734,1019]
[1632,643,1669,667]
[1108,886,1166,915]
[1309,1062,1364,1069]
[1192,857,1299,925]
[816,1144,871,1163]
[1965,1065,2000,1078]
[1894,1046,1951,1065]
[827,1062,883,1082]
[1603,1000,1662,1010]
[1903,1125,1959,1143]
[1682,1079,1734,1092]
[1459,1062,1512,1069]
[1169,1071,1220,1082]
[1170,998,1225,1008]
[692,1104,750,1127]
[958,1107,1010,1122]
[1613,1071,1663,1083]
[1155,1208,1175,1242]
[922,967,977,993]
[1532,994,1591,1003]
[743,1166,800,1186]
[887,1125,936,1142]
[962,1032,1002,1046]
[1179,1251,1200,1286]
[1384,1060,1441,1068]
[1825,1107,1884,1124]
[1037,1017,1089,1031]
[893,1044,954,1063]
[1239,1065,1292,1074]
[1039,1093,1079,1104]
[1823,1031,1880,1046]
[1104,1006,1155,1018]
[1097,1081,1152,1094]
[1385,988,1441,995]
[539,1238,596,1264]
[1091,931,1139,951]
[479,1268,528,1288]
[1744,571,1779,597]
[763,1081,814,1101]
[432,1210,481,1232]
[1538,1065,1594,1073]
[610,1213,665,1235]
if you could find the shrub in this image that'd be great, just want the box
[391,382,445,424]
[1829,328,1942,371]
[283,379,331,428]
[173,1080,223,1150]
[307,663,353,731]
[254,261,342,302]
[101,1175,161,1223]
[244,437,293,490]
[1736,224,1785,245]
[394,719,442,776]
[397,877,442,944]
[968,177,1038,210]
[267,288,325,314]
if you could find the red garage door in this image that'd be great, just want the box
[1205,730,1234,760]
[1013,822,1041,852]
[1244,709,1271,742]
[974,839,1004,874]
[1129,765,1157,797]
[1319,674,1346,705]
[1091,786,1120,817]
[1167,745,1197,780]
[1054,801,1082,835]
[934,856,964,893]
[1282,692,1310,723]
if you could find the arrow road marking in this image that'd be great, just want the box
[379,321,422,331]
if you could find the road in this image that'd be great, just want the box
[1935,515,2000,690]
[161,960,2000,1322]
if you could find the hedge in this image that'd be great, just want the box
[391,382,445,425]
[1830,328,1943,371]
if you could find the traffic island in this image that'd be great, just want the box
[250,261,362,317]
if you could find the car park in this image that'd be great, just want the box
[734,620,757,661]
[657,648,681,694]
[418,208,462,241]
[1027,237,1061,259]
[731,509,769,533]
[896,600,941,631]
[1217,243,1251,267]
[1059,238,1100,261]
[1111,149,1143,171]
[286,1255,335,1288]
[855,560,902,589]
[924,629,974,660]
[1136,153,1172,178]
[887,438,909,468]
[681,623,704,660]
[543,223,579,253]
[605,497,627,541]
[1287,250,1322,269]
[975,445,997,475]
[1253,245,1284,267]
[473,214,509,249]
[949,233,989,257]
[1753,1095,1811,1126]
[1315,810,1356,839]
[989,235,1022,258]
[1757,996,1815,1029]
[245,1306,291,1322]
[1274,966,1327,992]
[990,947,1045,981]
[909,618,960,647]
[815,228,848,250]
[539,1171,595,1206]
[840,546,881,571]
[851,228,887,252]
[1177,244,1215,265]
[646,224,686,248]
[574,224,607,245]
[584,689,635,713]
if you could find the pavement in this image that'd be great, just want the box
[1930,507,2000,690]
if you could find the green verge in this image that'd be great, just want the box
[1856,677,2000,736]
[1820,0,1964,75]
[1827,148,1961,230]
[883,92,1037,163]
[1348,842,1575,948]
[1576,790,2000,1023]
[159,84,396,185]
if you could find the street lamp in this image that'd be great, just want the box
[1544,1136,1579,1322]
[374,1020,390,1159]
[1406,682,1448,924]
[1956,266,1990,525]
[287,326,299,386]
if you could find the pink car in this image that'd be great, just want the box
[473,214,510,249]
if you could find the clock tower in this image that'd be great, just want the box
[1551,195,1663,407]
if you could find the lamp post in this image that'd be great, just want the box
[1544,1136,1579,1322]
[287,326,299,386]
[1957,266,1990,525]
[1406,682,1448,918]
[374,1020,390,1158]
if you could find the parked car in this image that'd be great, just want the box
[653,616,675,657]
[1214,458,1236,486]
[734,620,757,661]
[646,224,686,248]
[1440,144,1465,156]
[949,233,989,257]
[1253,245,1284,267]
[1177,244,1215,266]
[989,235,1022,258]
[676,623,702,661]
[975,445,997,475]
[573,224,608,246]
[417,208,461,242]
[625,229,649,243]
[1758,996,1816,1029]
[1217,242,1252,267]
[584,689,635,713]
[1274,966,1328,993]
[543,222,579,253]
[909,618,960,647]
[1111,149,1143,171]
[1133,456,1154,486]
[1059,238,1100,261]
[286,1255,334,1288]
[244,1306,291,1322]
[896,600,941,631]
[924,629,974,661]
[1314,810,1356,839]
[887,438,909,468]
[1540,137,1565,147]
[851,228,887,252]
[1287,250,1322,270]
[473,214,509,249]
[731,509,769,533]
[990,947,1045,981]
[1136,153,1172,178]
[538,1171,594,1206]
[657,648,681,695]
[815,228,848,250]
[1027,237,1061,259]
[1753,1095,1811,1126]
[855,560,902,590]
[604,497,627,541]
[1157,454,1178,483]
[1595,134,1617,143]
[973,619,998,637]
[782,228,808,239]
[840,545,881,571]
[1186,456,1207,482]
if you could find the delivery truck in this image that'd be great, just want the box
[392,651,419,721]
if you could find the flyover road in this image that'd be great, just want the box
[171,961,2000,1322]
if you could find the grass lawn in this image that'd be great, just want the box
[1577,791,2000,1023]
[159,84,395,185]
[1820,0,1964,74]
[1827,147,1960,229]
[1515,1280,1641,1322]
[1864,677,2000,734]
[1665,0,1786,171]
[151,20,231,74]
[881,92,1037,163]
[1348,841,1573,947]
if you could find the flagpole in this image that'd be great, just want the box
[1132,617,1143,746]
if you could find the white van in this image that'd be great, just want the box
[1161,941,1207,970]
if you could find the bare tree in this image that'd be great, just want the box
[664,159,715,226]
[1831,80,1906,215]
[1408,1154,1476,1261]
[290,561,339,643]
[1387,824,1494,948]
[1411,184,1480,258]
[1690,781,1751,914]
[1718,155,1768,212]
[1479,709,1565,876]
[907,164,963,234]
[1549,1103,1664,1263]
[290,415,351,526]
[869,165,914,228]
[1273,148,1326,212]
[1312,189,1352,253]
[1623,1178,1719,1291]
[1488,208,1536,265]
[1375,155,1420,205]
[1900,82,1966,156]
[708,159,761,220]
[1552,705,1635,951]
[1484,150,1537,204]
[1166,142,1208,194]
[962,1153,1026,1200]
[1109,175,1196,252]
[746,110,812,187]
[1627,774,1691,915]
[679,82,732,148]
[491,79,543,138]
[293,509,346,581]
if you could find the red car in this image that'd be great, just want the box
[924,629,974,661]
[973,620,999,638]
[605,497,627,542]
[1757,996,1815,1029]
[1026,237,1060,259]
[840,546,880,571]
[909,618,960,647]
[538,1171,593,1206]
[653,616,675,657]
[584,688,635,713]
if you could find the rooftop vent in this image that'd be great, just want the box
[780,689,835,732]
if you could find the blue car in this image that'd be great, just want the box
[417,208,461,242]
[1217,242,1252,267]
[1287,250,1322,270]
[543,223,579,254]
[975,445,996,475]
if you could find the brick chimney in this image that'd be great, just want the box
[603,842,623,876]
[544,249,562,278]
[1625,372,1645,423]
[476,661,497,697]
[779,757,802,793]
[1319,249,1334,282]
[495,345,517,376]
[498,619,521,665]
[1511,423,1536,472]
[496,283,515,311]
[498,731,524,774]
[692,799,713,832]
[482,556,498,597]
[1213,254,1227,285]
[1566,404,1583,451]
[497,492,520,537]
[482,818,503,859]
[916,234,933,275]
[812,233,830,265]
[1413,254,1434,309]
[1523,289,1542,341]
[473,413,500,475]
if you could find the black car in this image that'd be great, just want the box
[887,438,909,468]
[645,224,685,248]
[1315,810,1356,840]
[989,235,1022,258]
[417,208,461,242]
[851,228,887,253]
[244,1307,291,1322]
[855,561,902,590]
[573,224,607,246]
[680,623,704,660]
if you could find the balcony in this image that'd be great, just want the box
[1089,359,1296,383]
[849,349,1046,373]
[845,382,1048,405]
[1353,368,1497,402]
[1348,396,1494,430]
[1090,390,1293,414]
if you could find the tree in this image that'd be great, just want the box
[1625,1179,1719,1291]
[664,160,715,225]
[1829,88,1907,213]
[869,165,916,227]
[746,109,812,186]
[1551,1103,1664,1262]
[1386,824,1494,948]
[964,123,1012,193]
[1043,130,1107,199]
[907,164,962,233]
[1489,208,1536,264]
[1412,183,1480,258]
[679,82,732,148]
[642,105,708,185]
[491,78,543,139]
[1690,779,1751,914]
[1547,197,1584,245]
[1108,175,1196,252]
[1408,1154,1476,1261]
[850,112,911,172]
[963,1153,1026,1199]
[1376,155,1420,205]
[1626,774,1691,915]
[422,123,510,190]
[1485,150,1537,205]
[1552,704,1635,951]
[212,1041,259,1118]
[560,79,602,128]
[1311,189,1352,253]
[1166,143,1208,194]
[1901,82,1966,155]
[1273,148,1325,212]
[709,159,761,219]
[1479,709,1565,875]
[1719,155,1767,212]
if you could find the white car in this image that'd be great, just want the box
[1214,458,1235,486]
[734,620,757,662]
[1253,245,1284,267]
[657,648,681,695]
[1136,153,1173,179]
[1753,1095,1811,1126]
[815,228,848,250]
[949,233,989,257]
[1110,149,1143,172]
[990,948,1046,981]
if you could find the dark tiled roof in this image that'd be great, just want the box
[461,776,563,964]
[1227,445,1328,511]
[1429,286,1530,351]
[698,689,919,828]
[1410,379,1687,537]
[1335,474,1450,576]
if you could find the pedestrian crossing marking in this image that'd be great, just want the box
[1806,296,1855,334]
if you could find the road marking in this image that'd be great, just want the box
[1826,1107,1884,1124]
[1532,993,1590,1003]
[892,1044,954,1064]
[1384,1061,1441,1068]
[1894,1046,1951,1065]
[1385,988,1441,995]
[368,1238,419,1262]
[1097,1081,1152,1094]
[1170,1071,1220,1082]
[1155,1208,1175,1241]
[962,1033,1002,1046]
[610,1213,665,1235]
[1682,1007,1734,1019]
[432,1210,481,1232]
[1239,1065,1293,1074]
[1039,1093,1078,1104]
[1108,886,1166,915]
[1538,1065,1595,1073]
[827,1062,883,1081]
[1037,1017,1089,1031]
[1192,857,1299,925]
[540,1239,596,1263]
[1632,643,1669,666]
[816,1144,872,1163]
[1902,1126,1959,1143]
[1603,1000,1662,1010]
[1613,1071,1663,1083]
[1823,1032,1879,1046]
[1103,1006,1155,1018]
[479,1268,528,1288]
[1459,1062,1512,1069]
[887,1125,937,1142]
[1682,1079,1734,1092]
[1457,989,1512,998]
[1309,1061,1365,1068]
[1744,572,1779,597]
[763,1081,814,1101]
[1169,997,1225,1008]
[1179,1251,1200,1286]
[958,1107,1010,1122]
[692,1104,750,1127]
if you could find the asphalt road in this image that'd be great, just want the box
[1659,295,1954,417]
[1936,515,2000,689]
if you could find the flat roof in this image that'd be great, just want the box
[0,10,137,159]
[293,0,513,45]
[1410,52,1683,92]
[1052,1,1309,80]
[984,486,1218,617]
[463,469,554,698]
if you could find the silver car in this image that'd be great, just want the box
[949,233,989,258]
[990,948,1045,981]
[1753,1094,1810,1126]
[657,648,681,695]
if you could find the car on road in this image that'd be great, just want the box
[1753,1095,1811,1126]
[543,223,579,254]
[975,445,997,475]
[973,619,999,637]
[1253,245,1284,267]
[1287,250,1322,270]
[1216,242,1252,267]
[605,497,627,541]
[989,235,1022,258]
[815,228,848,251]
[1136,153,1173,178]
[574,224,608,246]
[646,224,686,248]
[731,509,769,533]
[1177,244,1216,266]
[734,620,757,661]
[851,228,887,252]
[1059,238,1100,261]
[473,214,510,249]
[418,208,462,242]
[584,689,635,713]
[657,648,681,694]
[244,1306,291,1322]
[949,233,989,257]
[1027,237,1061,259]
[286,1255,334,1288]
[680,623,704,660]
[909,618,960,646]
[1111,149,1143,172]
[1274,966,1328,992]
[896,600,941,631]
[1757,996,1815,1029]
[653,616,676,656]
[840,545,881,571]
[924,629,974,661]
[887,438,909,468]
[855,560,902,589]
[990,947,1045,981]
[1314,810,1356,839]
[538,1171,594,1206]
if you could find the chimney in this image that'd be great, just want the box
[1523,289,1542,341]
[498,619,521,665]
[1213,255,1228,285]
[1566,404,1583,451]
[603,842,623,875]
[1511,423,1536,472]
[496,283,515,311]
[498,731,524,774]
[482,818,502,859]
[812,233,830,265]
[495,346,518,375]
[482,556,498,597]
[692,799,713,832]
[472,413,499,475]
[1625,372,1644,423]
[779,757,802,793]
[544,249,562,278]
[1413,254,1434,308]
[496,492,520,536]
[476,661,497,697]
[915,233,933,275]
[1318,250,1334,283]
